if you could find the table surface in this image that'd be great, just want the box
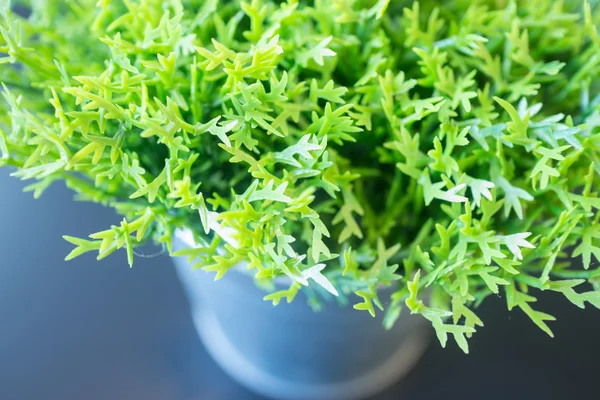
[1,169,598,400]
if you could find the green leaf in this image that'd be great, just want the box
[368,0,390,19]
[354,286,383,317]
[495,176,534,219]
[494,97,531,143]
[264,282,301,306]
[530,146,570,190]
[420,171,467,205]
[310,79,347,104]
[572,226,600,270]
[63,236,101,260]
[506,286,555,337]
[466,177,495,208]
[248,180,291,203]
[298,36,336,67]
[273,134,322,167]
[501,233,535,260]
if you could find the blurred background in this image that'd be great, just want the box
[1,167,598,400]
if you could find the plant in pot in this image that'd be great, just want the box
[2,0,600,399]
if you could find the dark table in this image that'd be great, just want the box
[1,169,597,400]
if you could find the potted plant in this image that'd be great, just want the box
[2,0,599,398]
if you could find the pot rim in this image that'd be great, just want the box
[174,227,293,286]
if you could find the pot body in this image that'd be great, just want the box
[172,238,429,400]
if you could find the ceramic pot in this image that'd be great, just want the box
[172,234,429,400]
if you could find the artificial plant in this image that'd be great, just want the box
[1,0,600,353]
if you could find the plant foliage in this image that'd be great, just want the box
[1,0,600,353]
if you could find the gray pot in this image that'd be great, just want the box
[172,235,430,400]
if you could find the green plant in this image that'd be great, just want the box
[1,0,600,353]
